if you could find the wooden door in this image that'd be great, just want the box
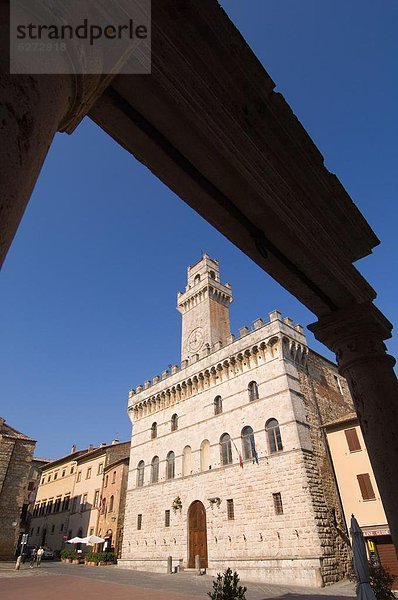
[188,501,208,568]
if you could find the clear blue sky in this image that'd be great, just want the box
[1,0,397,459]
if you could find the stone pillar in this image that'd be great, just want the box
[0,0,114,267]
[309,302,398,550]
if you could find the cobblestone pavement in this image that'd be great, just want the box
[0,562,356,600]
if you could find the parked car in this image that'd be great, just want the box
[42,547,55,560]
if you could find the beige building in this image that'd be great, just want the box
[30,441,130,552]
[0,418,36,560]
[325,415,398,577]
[97,456,129,556]
[120,255,357,586]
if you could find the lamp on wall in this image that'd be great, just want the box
[207,497,221,508]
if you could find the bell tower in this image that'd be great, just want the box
[177,254,232,362]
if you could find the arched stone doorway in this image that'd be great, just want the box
[187,500,208,569]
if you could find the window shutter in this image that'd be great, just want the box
[357,473,375,500]
[345,428,361,452]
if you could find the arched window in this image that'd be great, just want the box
[151,422,157,439]
[109,495,114,512]
[200,439,211,471]
[151,456,159,484]
[194,274,201,284]
[266,418,283,453]
[136,460,145,487]
[182,446,192,477]
[101,498,106,514]
[166,451,175,479]
[248,381,259,402]
[171,414,178,432]
[241,426,255,461]
[214,395,222,415]
[220,433,233,466]
[209,270,216,279]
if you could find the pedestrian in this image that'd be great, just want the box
[36,546,44,567]
[30,547,37,568]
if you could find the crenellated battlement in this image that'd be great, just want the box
[127,310,307,421]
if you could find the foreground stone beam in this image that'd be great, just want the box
[309,303,398,550]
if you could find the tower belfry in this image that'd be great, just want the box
[177,254,232,362]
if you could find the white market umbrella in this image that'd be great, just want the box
[66,536,85,544]
[350,515,377,600]
[79,535,105,545]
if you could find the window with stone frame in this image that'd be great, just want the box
[220,433,233,466]
[265,418,283,453]
[273,492,283,515]
[104,474,108,488]
[89,527,94,536]
[112,470,116,484]
[46,500,53,514]
[86,467,92,479]
[151,456,159,483]
[137,461,145,487]
[214,395,223,415]
[93,490,100,508]
[227,499,235,520]
[51,524,55,533]
[171,414,178,432]
[165,509,170,527]
[241,426,255,461]
[62,469,66,477]
[137,514,142,530]
[70,466,75,475]
[151,422,158,439]
[98,463,103,475]
[71,496,78,513]
[248,380,259,402]
[166,451,175,479]
[62,495,70,511]
[101,497,106,514]
[109,495,114,512]
[54,497,62,513]
[76,471,82,482]
[81,493,87,512]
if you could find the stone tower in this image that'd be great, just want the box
[177,254,232,362]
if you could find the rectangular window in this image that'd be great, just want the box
[137,514,142,530]
[165,510,170,527]
[76,471,82,482]
[71,497,78,513]
[54,497,62,513]
[273,492,284,515]
[81,493,88,512]
[48,474,51,482]
[98,463,103,475]
[86,467,92,479]
[41,477,45,485]
[54,472,58,480]
[62,470,66,477]
[62,495,70,511]
[345,428,361,452]
[37,526,40,534]
[94,490,100,508]
[227,499,234,520]
[357,473,376,501]
[104,475,108,488]
[89,527,94,536]
[46,500,53,514]
[28,481,35,491]
[70,466,75,475]
[112,471,116,484]
[51,524,55,533]
[60,523,64,532]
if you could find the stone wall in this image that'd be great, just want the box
[297,351,354,582]
[0,419,36,560]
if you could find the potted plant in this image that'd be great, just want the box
[85,551,99,566]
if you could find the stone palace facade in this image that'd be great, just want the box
[120,255,355,586]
